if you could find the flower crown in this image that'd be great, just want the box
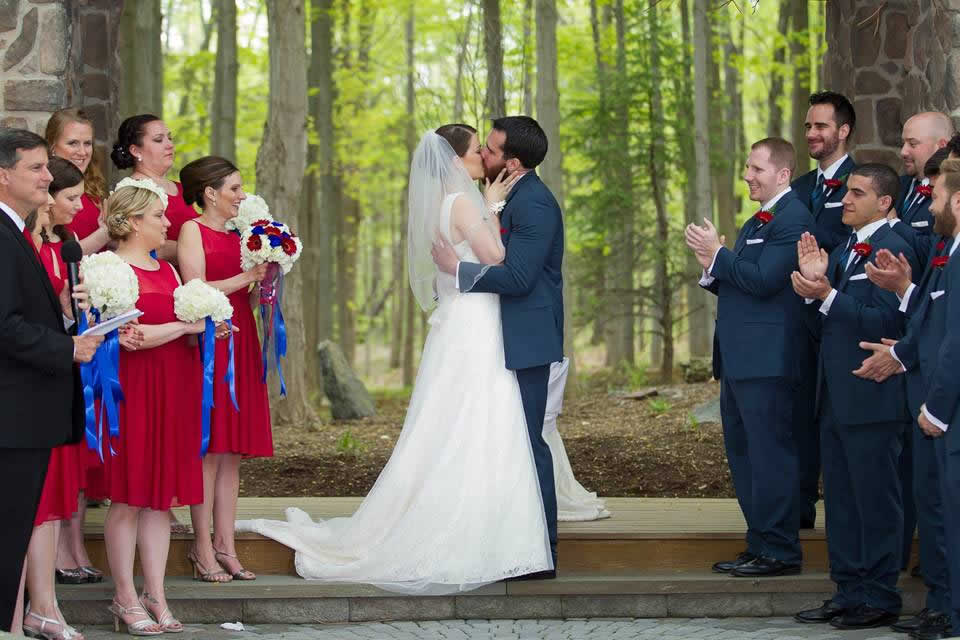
[111,176,169,209]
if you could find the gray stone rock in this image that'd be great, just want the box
[243,597,349,624]
[317,340,376,420]
[3,6,36,71]
[679,357,713,383]
[350,597,455,622]
[4,78,64,111]
[81,72,109,100]
[454,596,562,619]
[0,0,19,32]
[691,396,721,425]
[667,593,773,618]
[38,3,67,74]
[81,13,108,70]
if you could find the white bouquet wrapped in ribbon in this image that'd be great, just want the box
[173,278,234,323]
[79,252,139,320]
[225,194,271,232]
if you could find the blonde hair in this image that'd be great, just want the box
[104,186,161,241]
[44,108,108,200]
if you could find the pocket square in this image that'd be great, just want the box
[849,273,868,281]
[745,238,764,245]
[932,290,946,300]
[824,201,843,208]
[912,220,930,228]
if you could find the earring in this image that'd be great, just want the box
[134,155,141,162]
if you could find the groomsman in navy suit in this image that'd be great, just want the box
[854,158,958,639]
[789,91,857,529]
[891,112,954,267]
[686,137,812,577]
[791,164,918,630]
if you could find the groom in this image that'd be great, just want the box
[432,116,564,577]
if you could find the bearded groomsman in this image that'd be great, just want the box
[791,164,918,631]
[891,112,954,268]
[686,137,812,577]
[789,91,858,529]
[853,156,956,639]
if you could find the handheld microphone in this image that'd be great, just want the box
[62,240,84,332]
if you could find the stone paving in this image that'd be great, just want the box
[79,617,935,639]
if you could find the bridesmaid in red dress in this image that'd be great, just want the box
[178,156,272,583]
[19,195,87,640]
[101,181,212,635]
[110,114,198,264]
[44,108,111,255]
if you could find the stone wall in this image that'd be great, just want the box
[0,0,122,147]
[825,0,960,170]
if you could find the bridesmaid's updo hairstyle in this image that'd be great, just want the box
[111,113,161,170]
[180,155,240,209]
[434,123,477,158]
[103,185,161,241]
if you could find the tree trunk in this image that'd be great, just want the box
[119,0,164,118]
[453,2,474,122]
[402,3,417,387]
[790,0,810,173]
[768,4,790,137]
[257,0,316,427]
[482,0,506,119]
[211,0,237,159]
[177,1,216,119]
[522,0,533,115]
[535,0,572,379]
[648,0,671,381]
[714,16,739,246]
[390,193,403,369]
[589,0,611,354]
[692,0,715,358]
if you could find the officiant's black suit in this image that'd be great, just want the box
[0,206,83,631]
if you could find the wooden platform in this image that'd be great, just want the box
[81,497,918,577]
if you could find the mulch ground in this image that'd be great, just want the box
[239,373,734,499]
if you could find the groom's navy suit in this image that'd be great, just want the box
[700,188,812,565]
[888,234,954,617]
[458,171,563,559]
[810,222,916,614]
[892,176,935,269]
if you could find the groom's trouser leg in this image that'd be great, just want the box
[516,364,557,558]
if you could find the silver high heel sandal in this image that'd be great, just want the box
[106,599,163,636]
[22,604,84,640]
[139,592,184,633]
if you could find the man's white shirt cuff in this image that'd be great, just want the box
[454,262,460,290]
[889,345,908,372]
[819,289,838,315]
[898,283,916,312]
[922,405,949,432]
[698,247,723,286]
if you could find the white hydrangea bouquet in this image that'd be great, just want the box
[174,279,237,457]
[173,278,234,323]
[78,251,139,320]
[225,194,270,232]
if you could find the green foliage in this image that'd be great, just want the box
[648,397,671,415]
[335,429,367,456]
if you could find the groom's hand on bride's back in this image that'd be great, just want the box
[432,236,459,275]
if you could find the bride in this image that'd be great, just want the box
[236,124,553,594]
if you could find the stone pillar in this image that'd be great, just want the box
[0,0,122,148]
[825,0,956,170]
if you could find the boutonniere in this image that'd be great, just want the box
[852,238,873,261]
[916,184,933,198]
[753,210,773,225]
[932,255,949,269]
[500,227,507,235]
[824,175,847,191]
[937,239,947,252]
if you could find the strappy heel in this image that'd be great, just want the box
[186,549,232,583]
[214,548,256,580]
[107,599,163,636]
[139,592,183,633]
[22,604,84,640]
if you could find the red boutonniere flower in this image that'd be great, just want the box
[500,227,507,235]
[932,255,949,269]
[853,242,873,259]
[824,178,843,190]
[937,239,947,252]
[916,184,933,198]
[754,210,773,225]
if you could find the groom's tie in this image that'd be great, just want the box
[810,173,825,213]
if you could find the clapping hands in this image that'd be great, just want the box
[791,233,832,300]
[864,248,912,297]
[684,218,725,270]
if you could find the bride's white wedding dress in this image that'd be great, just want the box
[236,192,553,595]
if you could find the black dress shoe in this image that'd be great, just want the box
[908,613,953,639]
[731,555,801,577]
[892,608,936,633]
[795,599,846,623]
[507,569,557,581]
[711,551,756,574]
[829,604,899,629]
[800,517,816,529]
[911,565,923,578]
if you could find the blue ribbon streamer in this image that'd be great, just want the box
[199,317,215,458]
[80,309,124,460]
[224,319,239,411]
[259,272,287,397]
[77,312,101,459]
